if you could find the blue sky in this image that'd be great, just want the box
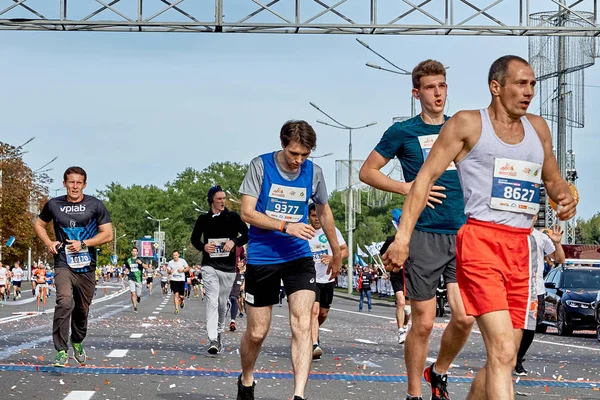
[2,4,599,220]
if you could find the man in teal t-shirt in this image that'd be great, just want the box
[360,60,474,400]
[124,247,150,313]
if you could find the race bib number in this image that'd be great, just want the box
[208,238,230,258]
[490,158,542,215]
[418,135,456,171]
[66,247,92,269]
[312,249,328,263]
[265,184,306,222]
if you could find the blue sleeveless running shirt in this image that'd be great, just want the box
[248,152,314,265]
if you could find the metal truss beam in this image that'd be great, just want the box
[0,0,598,36]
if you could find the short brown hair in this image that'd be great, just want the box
[63,166,87,183]
[412,60,446,89]
[280,120,317,151]
[488,55,529,86]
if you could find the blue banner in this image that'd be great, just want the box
[5,236,15,247]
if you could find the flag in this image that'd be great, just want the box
[392,208,402,230]
[357,245,368,258]
[354,253,367,267]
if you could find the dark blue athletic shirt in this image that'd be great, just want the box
[375,115,465,234]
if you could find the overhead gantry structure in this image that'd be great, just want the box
[0,0,598,36]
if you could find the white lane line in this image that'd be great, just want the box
[532,338,600,352]
[130,334,143,339]
[470,329,600,352]
[355,339,378,345]
[319,327,333,332]
[0,289,129,325]
[426,357,459,368]
[107,349,128,358]
[64,391,95,400]
[148,316,157,320]
[152,311,159,314]
[330,307,395,321]
[141,323,152,328]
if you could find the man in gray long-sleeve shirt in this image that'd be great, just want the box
[191,185,248,355]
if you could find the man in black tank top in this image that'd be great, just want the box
[382,56,577,400]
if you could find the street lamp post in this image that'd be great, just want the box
[310,102,377,294]
[309,152,333,161]
[113,227,126,262]
[145,210,169,263]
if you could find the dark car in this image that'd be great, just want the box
[594,291,600,342]
[539,266,600,336]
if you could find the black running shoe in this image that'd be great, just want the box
[180,300,185,309]
[292,397,306,400]
[424,363,451,400]
[514,362,528,376]
[208,340,219,355]
[237,374,255,400]
[312,344,322,360]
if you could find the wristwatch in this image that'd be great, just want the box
[81,241,88,251]
[283,222,290,234]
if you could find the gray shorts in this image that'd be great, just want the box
[405,229,457,301]
[128,280,142,296]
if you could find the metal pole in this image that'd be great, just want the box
[347,128,354,295]
[158,219,162,263]
[27,248,32,276]
[113,227,117,258]
[557,1,568,243]
[411,95,416,117]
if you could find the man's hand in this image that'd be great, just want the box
[325,252,342,279]
[546,225,564,243]
[136,259,143,265]
[405,181,446,209]
[555,190,577,221]
[223,240,235,253]
[321,254,332,266]
[66,240,83,252]
[381,239,409,273]
[47,241,62,255]
[284,223,316,240]
[204,243,217,253]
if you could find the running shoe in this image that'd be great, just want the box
[70,338,86,365]
[208,340,219,355]
[180,300,185,309]
[237,374,255,400]
[230,321,237,332]
[398,329,407,344]
[312,344,323,360]
[424,363,451,400]
[175,308,179,314]
[514,362,528,376]
[54,350,68,367]
[134,307,138,313]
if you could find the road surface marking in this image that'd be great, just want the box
[64,391,95,400]
[107,349,128,358]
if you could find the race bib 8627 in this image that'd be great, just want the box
[490,158,542,215]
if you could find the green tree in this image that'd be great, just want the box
[575,213,600,244]
[98,162,248,265]
[327,189,405,264]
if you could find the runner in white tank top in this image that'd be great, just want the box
[382,55,577,400]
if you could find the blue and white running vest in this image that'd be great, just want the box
[248,152,314,265]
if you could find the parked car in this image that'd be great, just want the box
[594,291,600,342]
[539,266,600,336]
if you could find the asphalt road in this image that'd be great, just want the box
[0,280,599,400]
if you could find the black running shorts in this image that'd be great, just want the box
[315,282,335,309]
[170,281,185,296]
[245,256,316,307]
